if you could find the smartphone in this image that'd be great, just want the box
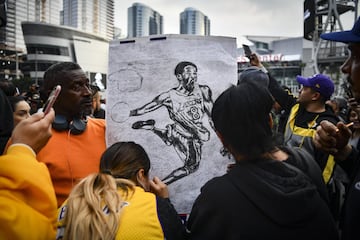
[43,85,61,115]
[242,44,252,58]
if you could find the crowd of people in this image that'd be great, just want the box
[2,17,360,240]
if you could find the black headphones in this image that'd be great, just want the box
[52,115,87,135]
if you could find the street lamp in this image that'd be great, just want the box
[35,48,38,85]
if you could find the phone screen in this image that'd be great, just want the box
[43,85,61,115]
[242,44,252,58]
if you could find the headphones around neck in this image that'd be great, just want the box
[52,115,87,135]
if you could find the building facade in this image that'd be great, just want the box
[62,0,114,40]
[0,0,61,80]
[21,21,109,85]
[127,2,163,38]
[237,35,347,97]
[180,7,210,36]
[0,0,61,51]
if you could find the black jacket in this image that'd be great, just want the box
[268,74,339,170]
[0,89,13,154]
[337,149,360,240]
[187,147,339,240]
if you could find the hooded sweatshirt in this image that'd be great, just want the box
[187,149,339,240]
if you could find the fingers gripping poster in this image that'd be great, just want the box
[107,34,237,214]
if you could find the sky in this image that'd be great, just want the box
[114,0,356,46]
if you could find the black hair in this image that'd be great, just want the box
[99,142,151,182]
[174,61,197,75]
[0,80,17,96]
[237,67,269,87]
[43,62,82,92]
[212,81,275,159]
[7,95,27,112]
[90,85,101,97]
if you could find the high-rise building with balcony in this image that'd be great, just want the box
[180,7,210,36]
[127,2,163,38]
[0,0,61,80]
[0,0,61,51]
[62,0,114,40]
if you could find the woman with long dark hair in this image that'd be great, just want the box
[186,74,339,240]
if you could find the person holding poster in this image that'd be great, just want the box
[129,61,214,185]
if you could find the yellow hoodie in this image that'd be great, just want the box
[0,144,57,239]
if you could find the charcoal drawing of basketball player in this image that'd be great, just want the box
[129,61,214,185]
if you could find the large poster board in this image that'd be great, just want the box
[107,34,237,214]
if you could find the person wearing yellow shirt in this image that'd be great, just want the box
[57,141,185,240]
[0,109,57,239]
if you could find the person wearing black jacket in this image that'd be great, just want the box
[247,55,347,221]
[90,85,105,119]
[0,88,13,154]
[186,78,339,240]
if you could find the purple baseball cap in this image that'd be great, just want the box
[296,74,334,100]
[320,17,360,43]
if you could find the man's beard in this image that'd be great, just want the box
[81,108,92,118]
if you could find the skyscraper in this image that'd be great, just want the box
[180,7,210,36]
[0,0,61,51]
[127,2,163,38]
[0,0,61,80]
[62,0,114,40]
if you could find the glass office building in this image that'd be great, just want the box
[127,2,163,38]
[62,0,114,40]
[0,0,61,79]
[180,7,210,36]
[0,0,61,51]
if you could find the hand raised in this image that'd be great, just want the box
[149,176,169,198]
[11,109,55,153]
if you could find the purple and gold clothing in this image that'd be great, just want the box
[168,86,210,141]
[57,186,185,240]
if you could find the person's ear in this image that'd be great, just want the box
[176,73,183,80]
[136,168,150,191]
[312,91,321,101]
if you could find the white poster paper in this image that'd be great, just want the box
[107,34,237,214]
